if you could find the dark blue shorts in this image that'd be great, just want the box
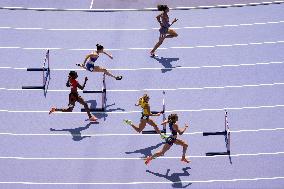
[166,135,177,146]
[86,62,95,72]
[159,26,169,35]
[140,113,149,120]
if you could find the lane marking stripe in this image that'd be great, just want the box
[0,104,284,114]
[0,127,283,137]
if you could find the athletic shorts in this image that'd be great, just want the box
[140,113,150,120]
[159,26,169,35]
[166,135,177,146]
[86,62,95,72]
[69,92,79,102]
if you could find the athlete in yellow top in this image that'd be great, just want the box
[124,94,166,139]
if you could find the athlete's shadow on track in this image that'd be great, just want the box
[152,57,180,73]
[86,100,125,121]
[146,167,192,188]
[50,122,98,141]
[125,142,165,158]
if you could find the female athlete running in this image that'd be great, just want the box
[150,4,178,57]
[145,114,190,165]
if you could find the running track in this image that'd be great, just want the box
[0,1,284,189]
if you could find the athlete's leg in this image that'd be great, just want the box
[165,29,178,38]
[130,119,147,133]
[150,35,166,55]
[77,96,97,121]
[145,143,171,165]
[147,119,162,134]
[174,139,190,163]
[49,94,76,114]
[94,66,122,80]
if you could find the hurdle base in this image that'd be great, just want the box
[81,108,105,112]
[206,151,230,156]
[27,68,48,71]
[203,131,226,136]
[142,129,166,134]
[22,86,45,90]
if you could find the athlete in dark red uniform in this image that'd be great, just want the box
[49,71,97,122]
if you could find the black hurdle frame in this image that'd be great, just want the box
[22,49,50,91]
[81,73,106,112]
[203,110,231,162]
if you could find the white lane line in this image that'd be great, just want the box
[8,151,284,161]
[1,82,284,92]
[1,60,283,71]
[90,0,94,9]
[0,104,284,114]
[48,28,148,31]
[1,1,283,12]
[0,40,282,51]
[1,20,283,31]
[0,152,283,161]
[22,47,61,50]
[14,27,43,30]
[0,127,283,137]
[0,176,284,185]
[0,46,20,49]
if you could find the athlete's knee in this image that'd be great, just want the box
[151,122,158,127]
[82,102,88,107]
[174,33,178,37]
[158,38,165,43]
[157,151,164,156]
[183,142,188,148]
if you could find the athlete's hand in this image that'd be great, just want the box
[156,112,161,116]
[173,18,178,23]
[185,124,189,128]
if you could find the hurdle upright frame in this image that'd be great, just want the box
[22,49,50,91]
[203,110,231,158]
[81,73,106,112]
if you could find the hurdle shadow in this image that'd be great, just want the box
[50,122,98,141]
[86,100,125,121]
[125,142,165,158]
[146,167,192,188]
[152,56,180,73]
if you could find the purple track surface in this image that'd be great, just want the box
[0,1,284,189]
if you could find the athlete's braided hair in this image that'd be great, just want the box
[157,4,169,12]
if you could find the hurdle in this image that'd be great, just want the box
[81,73,106,112]
[22,49,50,91]
[142,91,166,134]
[203,110,231,158]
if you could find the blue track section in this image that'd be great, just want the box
[0,1,284,189]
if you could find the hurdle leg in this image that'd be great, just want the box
[203,131,226,136]
[206,151,230,156]
[22,86,45,90]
